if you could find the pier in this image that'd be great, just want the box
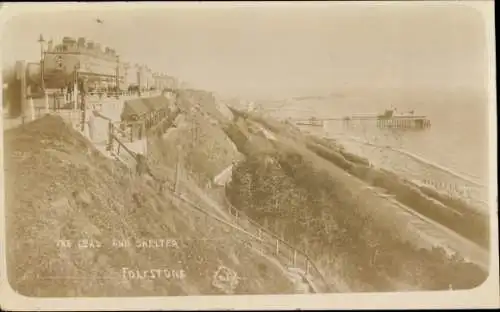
[291,114,431,130]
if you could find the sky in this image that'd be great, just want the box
[0,2,492,100]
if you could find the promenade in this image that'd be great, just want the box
[2,91,163,166]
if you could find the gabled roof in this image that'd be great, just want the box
[121,98,150,121]
[142,96,168,112]
[120,95,170,121]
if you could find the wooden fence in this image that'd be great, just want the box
[222,190,333,293]
[105,129,333,292]
[108,120,147,144]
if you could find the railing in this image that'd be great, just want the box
[106,134,331,292]
[7,89,164,130]
[108,120,147,143]
[108,106,179,144]
[86,90,162,98]
[168,183,332,293]
[15,102,81,130]
[103,113,333,292]
[88,91,123,98]
[109,132,137,160]
[49,90,160,107]
[222,188,333,293]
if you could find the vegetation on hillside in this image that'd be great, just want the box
[348,164,490,248]
[149,112,242,188]
[5,88,489,297]
[303,137,489,248]
[226,146,488,292]
[3,115,295,296]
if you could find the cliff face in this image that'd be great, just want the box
[3,115,295,297]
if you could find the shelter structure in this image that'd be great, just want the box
[120,95,173,141]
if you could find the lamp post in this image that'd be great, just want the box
[74,63,80,112]
[137,65,142,97]
[123,62,129,95]
[37,34,45,90]
[115,55,120,98]
[38,34,49,113]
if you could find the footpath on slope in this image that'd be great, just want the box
[307,117,488,266]
[139,90,333,293]
[328,134,489,210]
[86,89,327,293]
[2,114,301,297]
[222,109,489,291]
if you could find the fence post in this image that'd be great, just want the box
[276,239,279,255]
[80,96,86,132]
[107,121,113,151]
[129,123,133,142]
[63,91,67,110]
[29,96,35,121]
[74,82,78,111]
[293,249,297,267]
[44,91,49,114]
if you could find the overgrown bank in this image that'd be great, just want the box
[3,115,295,296]
[304,135,489,249]
[225,112,489,292]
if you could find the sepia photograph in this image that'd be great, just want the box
[0,1,498,310]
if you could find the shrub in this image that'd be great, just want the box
[306,140,490,249]
[305,142,353,171]
[226,150,488,291]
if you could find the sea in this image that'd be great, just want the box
[264,88,493,209]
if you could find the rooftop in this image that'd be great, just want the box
[47,36,119,62]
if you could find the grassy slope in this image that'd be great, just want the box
[247,111,489,247]
[225,111,488,292]
[3,115,295,297]
[158,90,244,187]
[304,136,489,249]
